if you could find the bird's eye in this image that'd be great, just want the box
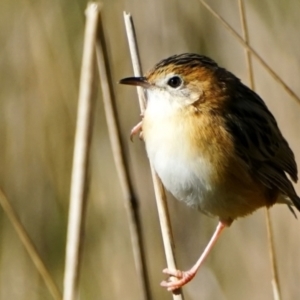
[167,76,182,88]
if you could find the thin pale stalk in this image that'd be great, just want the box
[198,0,300,105]
[0,189,62,300]
[237,2,282,298]
[123,12,184,300]
[123,13,146,111]
[265,209,282,300]
[238,0,254,89]
[63,3,100,300]
[95,13,151,300]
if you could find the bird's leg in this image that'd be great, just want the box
[161,221,228,291]
[130,112,144,141]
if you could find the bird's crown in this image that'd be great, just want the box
[146,53,220,85]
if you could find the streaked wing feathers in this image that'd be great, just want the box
[226,83,299,209]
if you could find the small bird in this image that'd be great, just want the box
[120,53,300,291]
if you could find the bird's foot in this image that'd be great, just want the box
[160,268,196,291]
[130,121,143,141]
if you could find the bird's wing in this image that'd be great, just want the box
[225,83,300,210]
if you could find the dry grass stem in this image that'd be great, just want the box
[238,0,255,89]
[0,189,62,300]
[265,209,282,300]
[198,0,300,105]
[63,3,101,300]
[95,13,151,300]
[238,2,282,298]
[123,13,146,111]
[123,12,185,300]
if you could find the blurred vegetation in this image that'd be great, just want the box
[0,0,299,299]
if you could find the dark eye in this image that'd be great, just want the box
[167,76,182,88]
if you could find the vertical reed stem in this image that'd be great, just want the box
[238,1,281,299]
[63,3,100,300]
[95,13,151,300]
[123,12,184,300]
[238,0,255,89]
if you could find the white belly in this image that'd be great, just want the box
[147,138,214,209]
[143,93,215,210]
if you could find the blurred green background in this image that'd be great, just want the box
[0,0,299,299]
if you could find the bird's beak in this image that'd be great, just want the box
[119,76,151,89]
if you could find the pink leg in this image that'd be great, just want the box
[130,121,143,141]
[161,221,227,291]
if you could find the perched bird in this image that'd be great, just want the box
[120,53,300,291]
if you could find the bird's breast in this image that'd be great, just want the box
[142,102,218,210]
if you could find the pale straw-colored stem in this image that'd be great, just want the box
[238,0,255,89]
[0,189,62,300]
[198,0,300,105]
[95,13,151,300]
[63,3,100,300]
[237,2,282,298]
[265,209,282,300]
[123,12,185,300]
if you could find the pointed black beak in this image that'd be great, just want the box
[119,76,150,88]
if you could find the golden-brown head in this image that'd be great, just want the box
[120,53,232,111]
[120,53,300,220]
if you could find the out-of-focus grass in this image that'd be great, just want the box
[0,0,299,299]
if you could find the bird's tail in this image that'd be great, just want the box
[278,193,300,219]
[290,194,300,212]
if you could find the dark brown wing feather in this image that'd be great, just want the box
[224,79,300,210]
